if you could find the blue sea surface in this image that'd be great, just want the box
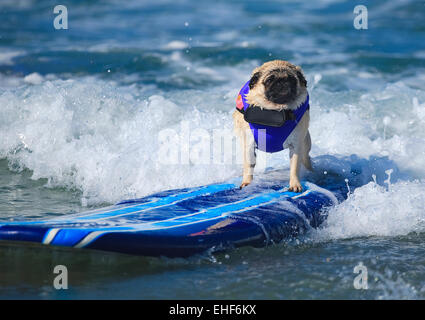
[0,0,425,299]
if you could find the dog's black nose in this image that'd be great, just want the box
[274,78,290,93]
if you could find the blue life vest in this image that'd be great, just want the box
[236,80,309,153]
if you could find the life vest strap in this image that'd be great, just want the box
[242,106,296,127]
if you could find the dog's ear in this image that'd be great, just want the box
[295,67,307,87]
[249,72,261,89]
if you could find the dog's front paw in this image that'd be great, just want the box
[289,179,303,193]
[240,182,251,189]
[240,175,253,189]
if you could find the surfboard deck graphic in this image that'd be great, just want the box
[0,180,339,257]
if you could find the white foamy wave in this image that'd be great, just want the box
[163,41,189,50]
[0,78,240,205]
[315,179,425,239]
[23,73,44,85]
[1,65,425,215]
[310,81,425,178]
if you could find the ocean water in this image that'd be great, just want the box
[1,0,425,299]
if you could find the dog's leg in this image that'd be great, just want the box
[240,128,256,188]
[289,144,303,192]
[289,129,312,191]
[233,111,256,188]
[302,131,313,171]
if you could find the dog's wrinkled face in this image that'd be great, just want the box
[263,68,298,104]
[246,60,307,110]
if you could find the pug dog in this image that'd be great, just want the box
[233,60,312,192]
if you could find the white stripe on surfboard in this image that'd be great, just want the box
[72,188,312,248]
[291,189,311,199]
[42,228,60,245]
[50,187,204,221]
[74,231,105,249]
[51,184,235,223]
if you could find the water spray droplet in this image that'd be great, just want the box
[345,178,351,197]
[384,169,393,190]
[383,116,391,126]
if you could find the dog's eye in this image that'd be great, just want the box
[249,72,261,89]
[265,76,275,86]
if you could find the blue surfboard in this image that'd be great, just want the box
[0,180,341,257]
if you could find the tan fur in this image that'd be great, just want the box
[233,60,312,192]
